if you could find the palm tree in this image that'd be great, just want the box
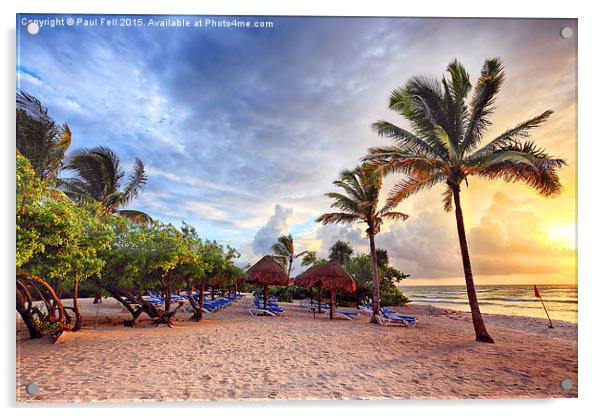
[328,240,354,264]
[271,234,306,277]
[316,166,408,322]
[301,251,327,267]
[16,91,71,186]
[363,58,566,343]
[61,146,152,224]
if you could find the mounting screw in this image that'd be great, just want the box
[560,378,573,391]
[26,22,40,35]
[560,27,573,39]
[25,382,38,395]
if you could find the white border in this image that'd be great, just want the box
[2,1,600,415]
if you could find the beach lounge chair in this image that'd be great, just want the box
[333,309,360,320]
[249,298,285,317]
[375,310,417,327]
[359,302,373,316]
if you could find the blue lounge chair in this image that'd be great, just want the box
[333,310,360,320]
[376,309,417,327]
[249,298,284,317]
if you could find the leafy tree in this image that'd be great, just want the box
[175,223,211,321]
[328,240,354,264]
[94,221,187,326]
[271,234,306,277]
[364,58,566,342]
[316,166,408,323]
[340,252,409,307]
[61,146,152,224]
[375,248,388,269]
[16,154,113,338]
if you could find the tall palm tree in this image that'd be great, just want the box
[271,234,306,277]
[363,58,566,343]
[61,146,152,224]
[328,240,354,264]
[316,166,408,322]
[16,91,71,186]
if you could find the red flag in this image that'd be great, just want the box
[534,285,541,298]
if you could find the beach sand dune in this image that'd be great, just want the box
[16,297,577,402]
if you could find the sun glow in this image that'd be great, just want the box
[545,223,577,249]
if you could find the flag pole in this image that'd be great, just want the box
[535,285,554,329]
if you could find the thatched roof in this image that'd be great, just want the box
[293,266,317,288]
[293,261,356,292]
[246,255,289,286]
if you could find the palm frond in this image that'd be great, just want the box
[473,141,566,196]
[116,209,153,225]
[315,212,362,225]
[443,59,471,147]
[462,57,505,154]
[380,211,409,222]
[120,158,147,206]
[468,110,553,159]
[371,120,442,158]
[362,146,444,178]
[442,185,453,212]
[434,124,459,161]
[385,173,446,207]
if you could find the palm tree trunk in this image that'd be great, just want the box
[368,231,380,323]
[451,185,494,343]
[288,258,296,298]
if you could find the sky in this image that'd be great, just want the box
[16,15,577,286]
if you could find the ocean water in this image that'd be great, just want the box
[401,284,578,323]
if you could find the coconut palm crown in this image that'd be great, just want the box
[363,57,566,342]
[60,146,152,224]
[16,91,71,186]
[316,165,408,322]
[271,234,306,277]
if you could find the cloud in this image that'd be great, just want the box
[467,193,575,276]
[16,15,576,283]
[315,224,368,259]
[250,204,294,256]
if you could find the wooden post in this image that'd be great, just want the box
[318,286,322,313]
[263,284,268,311]
[329,288,334,320]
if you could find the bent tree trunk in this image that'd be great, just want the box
[16,273,69,341]
[451,185,494,343]
[92,280,162,325]
[16,281,43,339]
[368,231,381,324]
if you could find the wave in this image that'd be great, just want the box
[411,295,577,304]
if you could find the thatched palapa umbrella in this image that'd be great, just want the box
[295,261,356,319]
[246,255,289,310]
[295,265,322,312]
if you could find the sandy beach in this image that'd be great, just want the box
[16,296,577,402]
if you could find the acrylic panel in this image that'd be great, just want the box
[16,14,577,402]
